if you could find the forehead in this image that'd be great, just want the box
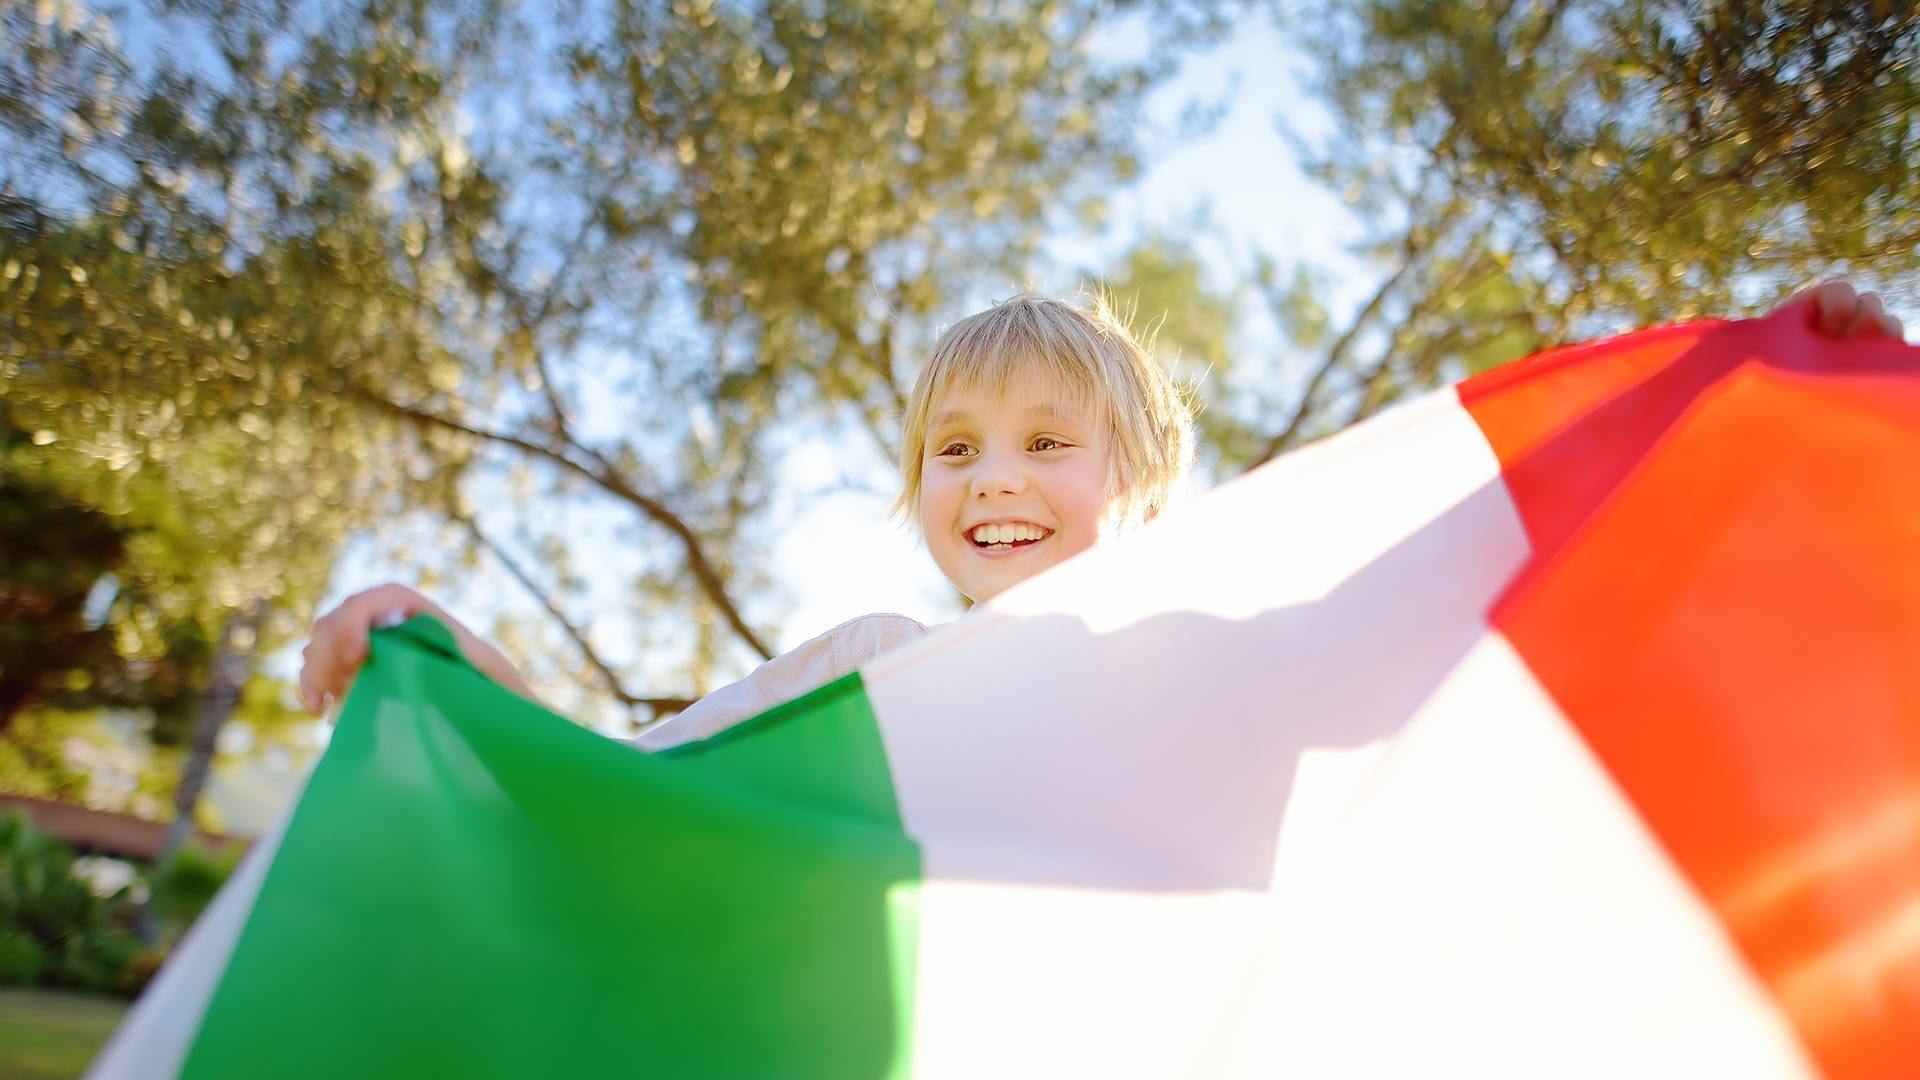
[926,365,1097,428]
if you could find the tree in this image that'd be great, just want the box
[4,0,1206,759]
[2,0,478,861]
[0,448,127,729]
[1244,0,1920,466]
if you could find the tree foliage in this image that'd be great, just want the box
[0,454,127,728]
[1242,0,1920,464]
[3,0,1195,744]
[1,0,494,812]
[3,0,473,622]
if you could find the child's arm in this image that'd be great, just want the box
[298,583,540,715]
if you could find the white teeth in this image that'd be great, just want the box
[971,522,1048,545]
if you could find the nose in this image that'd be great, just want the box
[969,448,1028,500]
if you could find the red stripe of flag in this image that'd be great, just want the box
[1462,311,1920,1078]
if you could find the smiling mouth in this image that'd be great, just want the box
[966,522,1053,551]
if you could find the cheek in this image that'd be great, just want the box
[918,469,962,536]
[1049,457,1114,546]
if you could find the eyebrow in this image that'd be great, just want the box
[929,403,1080,432]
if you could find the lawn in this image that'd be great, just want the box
[0,987,127,1080]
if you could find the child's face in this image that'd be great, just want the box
[917,373,1113,603]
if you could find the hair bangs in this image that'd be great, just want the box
[928,306,1106,425]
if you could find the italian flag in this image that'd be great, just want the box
[93,313,1919,1078]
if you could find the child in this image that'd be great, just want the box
[297,282,1904,746]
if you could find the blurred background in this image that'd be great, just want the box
[1,0,1917,1064]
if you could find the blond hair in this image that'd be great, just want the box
[895,292,1195,529]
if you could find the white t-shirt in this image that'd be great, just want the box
[628,613,930,752]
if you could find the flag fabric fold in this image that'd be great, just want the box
[91,312,1920,1078]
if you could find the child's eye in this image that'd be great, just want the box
[1030,436,1067,452]
[936,442,976,458]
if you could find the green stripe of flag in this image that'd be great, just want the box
[182,616,921,1078]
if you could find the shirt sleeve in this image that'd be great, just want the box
[627,613,927,752]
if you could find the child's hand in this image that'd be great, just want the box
[1775,281,1906,341]
[298,583,540,715]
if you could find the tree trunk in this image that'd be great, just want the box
[140,600,265,944]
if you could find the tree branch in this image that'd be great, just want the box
[454,510,695,715]
[359,386,776,659]
[500,217,598,437]
[1251,238,1428,468]
[1342,257,1505,427]
[823,286,908,456]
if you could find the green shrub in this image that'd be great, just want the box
[0,810,153,996]
[150,840,240,932]
[49,926,147,994]
[0,926,48,983]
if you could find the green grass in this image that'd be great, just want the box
[0,986,128,1080]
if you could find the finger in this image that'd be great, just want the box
[324,674,354,719]
[297,651,321,715]
[1816,282,1857,336]
[350,584,421,632]
[295,641,326,711]
[1779,282,1846,333]
[1883,312,1906,341]
[339,586,386,628]
[307,613,365,710]
[297,622,335,715]
[298,585,423,716]
[326,597,377,671]
[1843,293,1888,339]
